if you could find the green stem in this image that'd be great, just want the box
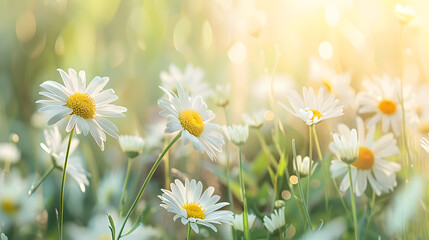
[307,126,313,210]
[223,106,232,126]
[348,165,359,240]
[117,132,181,239]
[163,136,171,189]
[311,125,329,214]
[59,127,75,240]
[238,146,250,240]
[364,191,376,239]
[119,158,133,218]
[187,222,191,240]
[29,164,56,195]
[331,176,352,221]
[292,140,313,230]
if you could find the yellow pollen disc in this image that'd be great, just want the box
[352,147,375,170]
[378,99,396,115]
[1,198,19,215]
[419,123,429,133]
[306,109,323,121]
[178,110,205,137]
[322,79,333,93]
[66,92,96,119]
[182,202,205,219]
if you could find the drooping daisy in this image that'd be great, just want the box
[40,126,90,192]
[0,171,41,230]
[159,179,233,233]
[293,155,317,177]
[279,87,344,125]
[357,75,416,135]
[308,57,355,104]
[213,84,231,107]
[231,212,256,232]
[243,109,266,129]
[36,68,127,150]
[263,207,286,234]
[118,135,144,159]
[329,127,359,164]
[0,143,20,163]
[221,124,249,146]
[158,83,224,160]
[330,118,401,196]
[160,64,212,98]
[394,4,416,25]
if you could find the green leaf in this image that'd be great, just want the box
[122,211,145,237]
[107,214,116,240]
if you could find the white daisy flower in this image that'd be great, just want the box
[394,4,415,25]
[263,207,286,234]
[221,124,249,146]
[36,68,127,150]
[118,135,144,159]
[0,171,41,230]
[330,117,401,196]
[95,171,123,211]
[231,212,256,232]
[158,83,224,160]
[309,57,355,104]
[251,74,295,101]
[293,155,317,177]
[213,84,231,107]
[421,136,429,153]
[329,127,359,164]
[357,75,417,135]
[1,233,7,240]
[160,64,212,98]
[40,126,90,192]
[159,179,233,233]
[243,109,266,129]
[280,87,344,125]
[0,143,20,163]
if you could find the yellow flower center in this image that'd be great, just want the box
[1,198,19,215]
[65,92,96,119]
[178,110,205,137]
[378,99,396,115]
[419,122,429,133]
[306,109,323,121]
[352,147,375,170]
[322,79,333,93]
[182,202,205,219]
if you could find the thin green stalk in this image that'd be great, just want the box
[59,127,75,240]
[163,136,171,189]
[307,126,313,209]
[348,165,359,240]
[223,106,231,126]
[29,164,57,195]
[364,191,376,239]
[255,130,278,168]
[117,132,181,239]
[311,125,329,214]
[187,222,191,240]
[238,146,250,240]
[292,140,313,230]
[331,176,352,221]
[119,158,133,218]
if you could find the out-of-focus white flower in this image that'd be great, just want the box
[243,109,266,128]
[0,143,20,163]
[160,64,212,98]
[293,155,317,177]
[421,136,429,153]
[36,68,127,150]
[280,87,344,125]
[231,212,256,232]
[1,233,8,240]
[213,84,231,107]
[330,118,401,196]
[0,171,41,230]
[329,127,359,164]
[67,212,161,240]
[96,171,123,210]
[221,125,249,146]
[263,207,286,233]
[159,179,233,233]
[357,75,416,135]
[308,57,355,104]
[158,84,224,160]
[40,126,89,192]
[394,4,415,25]
[118,135,144,159]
